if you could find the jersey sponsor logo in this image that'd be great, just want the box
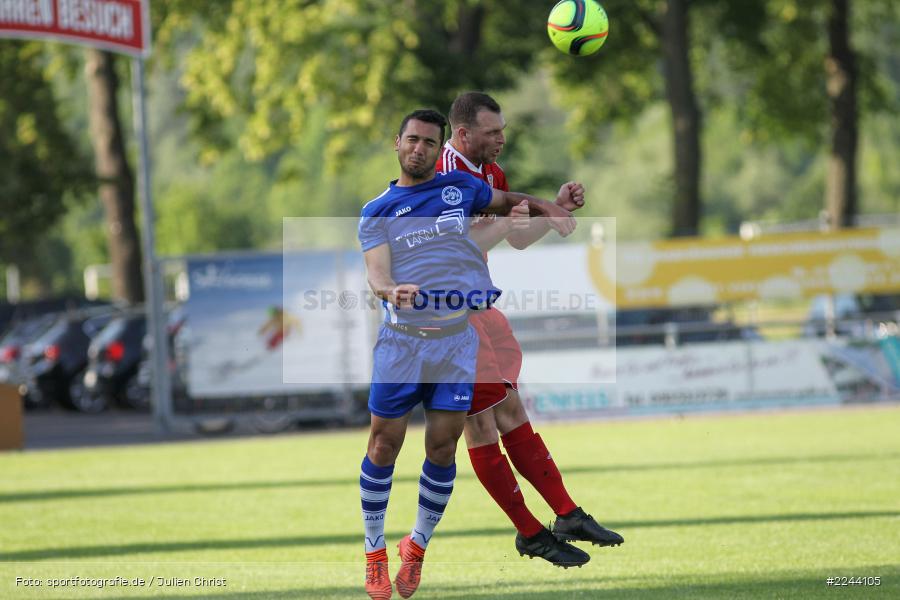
[441,186,463,206]
[395,206,412,216]
[435,208,465,236]
[395,228,435,248]
[395,209,465,248]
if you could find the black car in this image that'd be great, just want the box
[124,308,189,412]
[23,309,118,410]
[0,313,58,390]
[81,313,148,412]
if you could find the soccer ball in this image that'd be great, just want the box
[547,0,609,56]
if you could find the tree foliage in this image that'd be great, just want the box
[0,42,91,262]
[156,0,549,162]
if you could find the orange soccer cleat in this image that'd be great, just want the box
[365,547,392,600]
[394,535,426,598]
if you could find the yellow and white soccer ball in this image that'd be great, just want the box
[547,0,609,57]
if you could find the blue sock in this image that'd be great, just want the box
[360,455,394,553]
[410,459,456,549]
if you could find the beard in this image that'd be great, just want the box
[481,147,501,165]
[401,157,433,179]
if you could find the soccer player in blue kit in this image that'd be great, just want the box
[357,109,576,600]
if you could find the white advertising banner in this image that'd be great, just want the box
[184,251,373,398]
[519,340,841,419]
[488,244,612,316]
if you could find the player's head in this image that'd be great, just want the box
[448,91,506,165]
[396,109,446,180]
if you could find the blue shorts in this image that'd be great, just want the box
[368,323,478,418]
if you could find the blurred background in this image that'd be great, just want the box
[1,0,899,444]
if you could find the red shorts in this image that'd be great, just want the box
[468,308,523,416]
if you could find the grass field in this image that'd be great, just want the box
[2,406,899,599]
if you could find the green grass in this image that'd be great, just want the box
[2,406,899,599]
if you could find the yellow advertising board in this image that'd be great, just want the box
[587,228,900,308]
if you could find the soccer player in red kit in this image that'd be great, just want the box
[437,91,624,566]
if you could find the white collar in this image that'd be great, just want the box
[445,141,483,174]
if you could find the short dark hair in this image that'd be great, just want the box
[398,109,447,145]
[448,92,502,128]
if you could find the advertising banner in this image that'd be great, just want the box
[880,336,900,385]
[520,340,843,419]
[489,244,611,316]
[589,228,900,308]
[184,252,372,398]
[0,0,150,57]
[281,250,373,387]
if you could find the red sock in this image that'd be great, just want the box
[502,422,578,516]
[468,443,544,538]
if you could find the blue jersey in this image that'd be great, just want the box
[359,171,500,325]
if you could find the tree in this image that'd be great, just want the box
[155,0,549,163]
[825,0,857,228]
[718,0,898,228]
[0,42,90,267]
[158,0,740,237]
[554,0,765,236]
[84,49,144,303]
[661,0,702,236]
[550,0,729,237]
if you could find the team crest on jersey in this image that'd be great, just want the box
[441,186,463,206]
[487,174,494,187]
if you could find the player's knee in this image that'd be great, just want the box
[425,438,458,467]
[495,389,530,434]
[368,435,402,465]
[465,412,500,447]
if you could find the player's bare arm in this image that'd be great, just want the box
[484,188,576,236]
[507,181,585,249]
[363,244,420,308]
[469,199,531,252]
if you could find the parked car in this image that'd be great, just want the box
[81,312,148,412]
[23,308,118,410]
[0,313,58,390]
[125,308,189,412]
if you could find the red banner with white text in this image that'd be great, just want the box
[0,0,149,57]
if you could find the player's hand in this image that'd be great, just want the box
[389,284,421,309]
[509,199,531,230]
[556,181,585,211]
[545,203,577,237]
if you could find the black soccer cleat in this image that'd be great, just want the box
[552,507,624,547]
[515,527,591,569]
